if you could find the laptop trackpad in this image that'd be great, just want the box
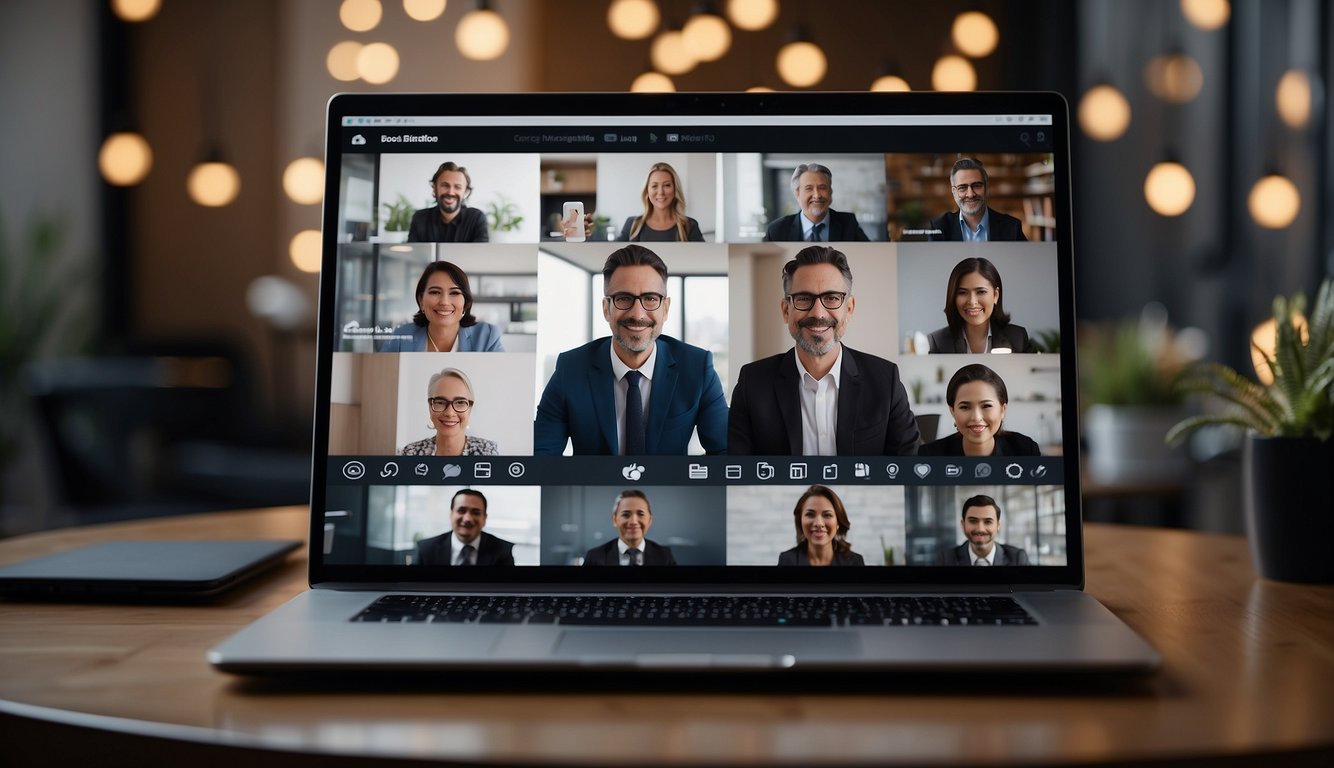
[557,630,858,668]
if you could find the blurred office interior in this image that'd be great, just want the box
[0,0,1328,535]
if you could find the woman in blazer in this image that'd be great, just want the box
[927,257,1034,354]
[777,485,866,566]
[379,261,504,352]
[917,363,1040,457]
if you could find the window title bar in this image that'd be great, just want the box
[342,114,1054,127]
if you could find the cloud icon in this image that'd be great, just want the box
[442,464,462,478]
[351,134,367,145]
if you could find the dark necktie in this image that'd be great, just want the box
[809,222,825,241]
[627,547,643,566]
[456,544,475,566]
[624,370,645,455]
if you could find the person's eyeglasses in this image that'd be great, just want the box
[952,181,986,195]
[606,292,665,311]
[786,291,848,311]
[428,397,474,413]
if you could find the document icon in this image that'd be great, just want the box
[688,463,709,480]
[789,463,808,480]
[822,464,838,480]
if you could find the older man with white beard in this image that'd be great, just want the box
[534,245,728,455]
[728,246,920,456]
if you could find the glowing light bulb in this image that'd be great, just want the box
[111,0,161,22]
[726,0,778,30]
[1276,70,1312,129]
[1144,161,1196,216]
[283,158,325,205]
[290,230,323,273]
[776,41,827,88]
[870,75,910,92]
[1248,175,1300,229]
[327,41,364,81]
[952,11,998,57]
[403,0,447,22]
[931,55,976,91]
[187,162,241,207]
[1078,84,1132,141]
[456,8,510,60]
[357,42,400,84]
[630,72,676,92]
[1145,53,1203,103]
[1181,0,1229,30]
[607,0,659,40]
[98,132,153,186]
[651,30,698,75]
[340,0,382,32]
[683,13,732,62]
[746,85,776,92]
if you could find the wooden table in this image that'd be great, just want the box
[2,508,1332,766]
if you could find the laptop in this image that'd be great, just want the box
[209,91,1159,674]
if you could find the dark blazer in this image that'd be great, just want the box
[777,544,866,566]
[582,538,678,566]
[916,431,1041,457]
[533,335,728,455]
[926,322,1034,354]
[407,205,489,242]
[763,209,871,242]
[936,542,1032,566]
[728,346,920,455]
[415,531,516,566]
[927,208,1027,242]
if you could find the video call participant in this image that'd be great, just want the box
[936,494,1031,566]
[763,163,871,242]
[534,245,727,455]
[378,261,504,352]
[415,489,516,566]
[400,367,499,456]
[927,257,1034,354]
[618,162,705,242]
[583,490,678,566]
[918,363,1041,457]
[728,246,920,455]
[407,161,490,243]
[927,158,1027,242]
[777,485,865,566]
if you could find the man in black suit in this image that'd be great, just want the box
[582,489,678,566]
[728,246,920,455]
[927,158,1027,242]
[763,163,871,242]
[935,494,1032,566]
[415,489,516,566]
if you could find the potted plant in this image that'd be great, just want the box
[1167,279,1333,582]
[378,194,414,242]
[484,195,525,242]
[1079,304,1194,485]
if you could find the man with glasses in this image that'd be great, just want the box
[763,163,871,242]
[728,246,919,455]
[534,244,728,455]
[415,489,516,566]
[927,157,1028,242]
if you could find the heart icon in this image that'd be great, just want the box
[914,463,931,478]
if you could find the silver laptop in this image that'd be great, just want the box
[210,91,1159,674]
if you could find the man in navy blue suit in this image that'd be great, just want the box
[534,245,728,455]
[763,163,871,242]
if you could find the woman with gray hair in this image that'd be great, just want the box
[399,367,499,456]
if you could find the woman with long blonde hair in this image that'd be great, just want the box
[618,162,705,242]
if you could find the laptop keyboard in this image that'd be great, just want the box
[353,595,1038,627]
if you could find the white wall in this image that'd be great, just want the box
[394,352,537,455]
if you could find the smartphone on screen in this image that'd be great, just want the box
[562,201,585,242]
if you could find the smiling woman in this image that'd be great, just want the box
[927,256,1034,354]
[399,367,499,457]
[378,261,504,353]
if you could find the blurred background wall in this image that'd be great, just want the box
[0,0,1328,535]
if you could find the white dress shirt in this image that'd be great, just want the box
[795,346,843,456]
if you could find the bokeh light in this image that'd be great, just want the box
[1078,84,1132,141]
[98,132,153,186]
[1248,175,1300,229]
[630,72,676,92]
[290,230,324,273]
[403,0,447,22]
[607,0,659,40]
[187,162,242,207]
[357,42,400,84]
[339,0,382,32]
[283,158,325,205]
[776,41,827,88]
[456,8,510,60]
[931,55,977,91]
[726,0,778,31]
[1144,161,1196,216]
[952,11,999,57]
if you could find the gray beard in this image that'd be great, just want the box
[613,323,656,354]
[792,324,838,357]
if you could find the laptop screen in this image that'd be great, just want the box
[314,92,1081,588]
